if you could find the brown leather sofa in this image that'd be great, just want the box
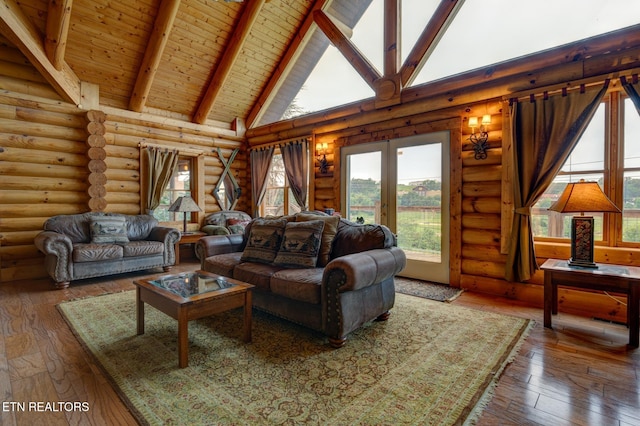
[196,213,406,347]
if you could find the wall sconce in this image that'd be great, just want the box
[316,142,329,174]
[468,114,491,160]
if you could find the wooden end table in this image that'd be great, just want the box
[174,231,206,264]
[541,258,640,348]
[133,270,253,368]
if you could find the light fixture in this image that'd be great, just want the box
[168,196,202,234]
[316,142,329,174]
[548,179,621,268]
[468,114,491,160]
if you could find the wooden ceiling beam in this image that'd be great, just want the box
[313,9,381,90]
[400,0,463,87]
[245,0,330,129]
[0,0,81,105]
[193,0,267,125]
[129,0,181,112]
[44,0,73,71]
[383,0,400,77]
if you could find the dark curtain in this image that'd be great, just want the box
[141,147,179,214]
[280,139,309,210]
[621,75,640,114]
[250,146,275,217]
[505,83,609,282]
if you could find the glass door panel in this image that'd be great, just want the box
[344,148,385,225]
[341,133,449,283]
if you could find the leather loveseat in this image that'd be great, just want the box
[35,212,180,289]
[196,212,407,347]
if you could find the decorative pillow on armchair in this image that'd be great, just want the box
[241,218,288,264]
[226,218,251,235]
[274,220,325,268]
[89,216,129,244]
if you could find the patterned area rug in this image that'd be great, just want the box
[58,292,532,425]
[395,277,464,302]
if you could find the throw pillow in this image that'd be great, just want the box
[226,218,251,235]
[295,212,340,266]
[274,220,325,268]
[89,216,129,244]
[241,218,288,264]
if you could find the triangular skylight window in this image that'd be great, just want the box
[410,0,640,86]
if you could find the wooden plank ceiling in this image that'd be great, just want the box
[1,0,460,129]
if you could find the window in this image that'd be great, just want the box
[532,91,640,247]
[260,151,305,217]
[153,156,194,222]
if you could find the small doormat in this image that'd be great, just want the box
[395,277,464,302]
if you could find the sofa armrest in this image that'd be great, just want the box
[148,226,181,265]
[323,247,407,293]
[34,231,74,283]
[196,234,244,266]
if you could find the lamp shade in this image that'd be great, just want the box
[168,196,202,213]
[548,180,620,214]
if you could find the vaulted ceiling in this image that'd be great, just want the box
[1,0,639,134]
[0,0,384,129]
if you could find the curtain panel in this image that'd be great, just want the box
[505,83,609,282]
[621,75,640,114]
[250,146,275,217]
[280,139,309,211]
[141,147,179,214]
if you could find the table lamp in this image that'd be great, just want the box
[548,179,620,268]
[168,196,202,234]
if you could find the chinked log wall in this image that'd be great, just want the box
[0,88,246,284]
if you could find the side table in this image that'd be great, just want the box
[541,258,640,348]
[174,231,206,265]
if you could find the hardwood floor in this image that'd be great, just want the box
[1,259,638,425]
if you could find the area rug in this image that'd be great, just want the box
[395,277,464,302]
[58,292,532,426]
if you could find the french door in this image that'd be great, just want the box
[341,132,450,283]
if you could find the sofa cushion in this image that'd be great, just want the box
[274,220,325,268]
[90,216,129,244]
[44,212,97,243]
[331,221,397,259]
[122,241,164,257]
[203,252,243,277]
[270,268,324,304]
[241,218,287,264]
[234,262,285,291]
[123,214,158,240]
[73,243,123,263]
[295,213,339,266]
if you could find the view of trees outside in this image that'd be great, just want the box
[262,154,303,216]
[532,176,640,242]
[154,158,191,222]
[347,177,442,256]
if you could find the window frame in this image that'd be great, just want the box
[530,89,640,249]
[258,148,308,217]
[140,147,205,230]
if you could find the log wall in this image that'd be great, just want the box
[0,81,248,284]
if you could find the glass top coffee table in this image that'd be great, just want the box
[133,270,254,368]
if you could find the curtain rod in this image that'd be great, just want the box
[248,136,311,151]
[138,142,204,156]
[503,78,611,103]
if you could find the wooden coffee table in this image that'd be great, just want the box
[133,270,253,368]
